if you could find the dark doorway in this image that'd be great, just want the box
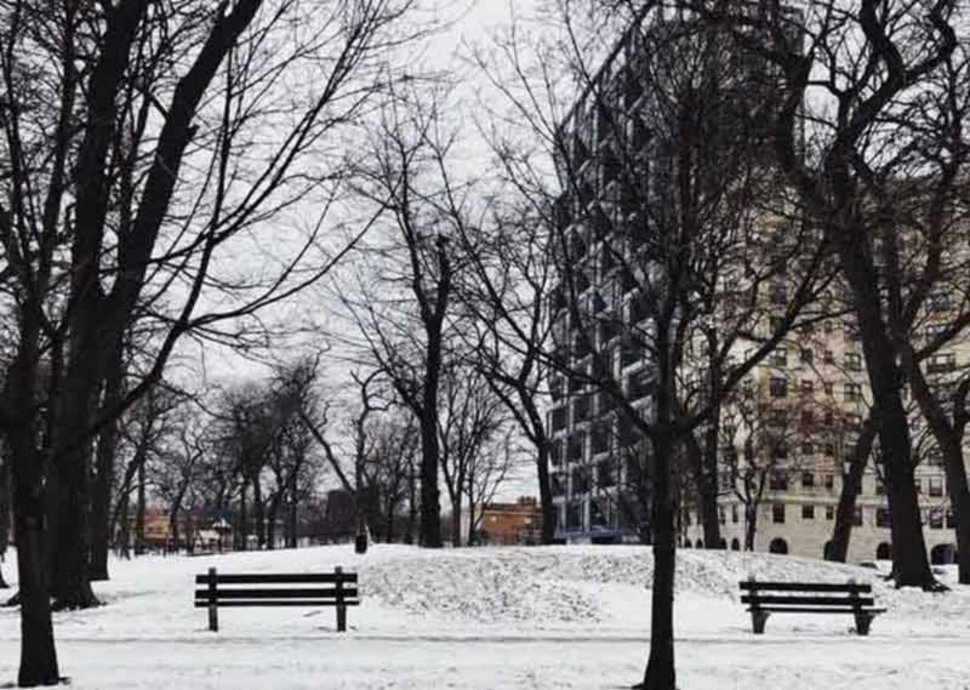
[768,538,788,555]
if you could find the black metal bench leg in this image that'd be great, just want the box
[854,613,872,636]
[751,610,769,634]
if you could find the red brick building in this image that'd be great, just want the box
[478,497,542,545]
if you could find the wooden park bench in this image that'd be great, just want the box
[195,566,359,632]
[739,578,885,635]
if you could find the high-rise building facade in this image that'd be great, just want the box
[547,9,967,566]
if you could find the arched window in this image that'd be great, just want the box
[730,538,740,551]
[768,537,788,555]
[876,542,891,561]
[931,543,955,565]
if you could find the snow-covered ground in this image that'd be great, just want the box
[0,545,968,689]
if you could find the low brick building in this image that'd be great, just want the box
[478,497,542,546]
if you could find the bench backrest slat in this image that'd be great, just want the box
[194,572,357,585]
[741,594,874,607]
[194,587,358,600]
[738,581,871,593]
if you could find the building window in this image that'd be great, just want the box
[844,383,863,402]
[718,506,726,525]
[823,349,834,364]
[929,511,944,529]
[769,407,788,427]
[771,282,787,305]
[929,476,943,497]
[824,443,835,457]
[802,471,815,488]
[915,478,922,495]
[800,348,813,364]
[824,474,834,489]
[770,470,789,491]
[825,505,835,520]
[572,466,590,494]
[876,508,891,528]
[800,380,814,393]
[853,507,864,526]
[802,504,815,520]
[947,510,956,529]
[772,503,786,524]
[875,477,885,495]
[731,504,739,524]
[551,408,567,431]
[927,352,956,374]
[844,352,863,371]
[770,377,788,398]
[771,347,788,367]
[929,292,951,312]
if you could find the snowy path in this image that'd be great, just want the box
[1,545,969,689]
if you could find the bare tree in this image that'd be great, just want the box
[697,0,968,590]
[477,6,831,688]
[341,82,484,548]
[0,0,417,682]
[438,363,507,545]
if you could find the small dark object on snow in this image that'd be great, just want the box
[740,577,885,635]
[355,530,368,554]
[195,566,359,632]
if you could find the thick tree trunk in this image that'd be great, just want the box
[266,494,282,550]
[840,237,934,587]
[447,487,462,547]
[252,476,265,549]
[0,459,10,588]
[519,393,555,545]
[641,321,677,690]
[135,460,146,555]
[641,428,677,690]
[236,483,247,551]
[909,367,970,584]
[686,430,721,548]
[405,462,417,545]
[89,420,119,580]
[287,500,298,548]
[7,324,60,685]
[168,509,180,554]
[535,451,555,545]
[827,418,876,562]
[48,445,100,610]
[14,504,60,687]
[744,505,757,551]
[418,411,442,547]
[117,489,131,560]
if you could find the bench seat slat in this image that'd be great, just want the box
[742,595,874,606]
[195,573,357,585]
[195,600,360,608]
[738,581,871,593]
[195,587,358,600]
[746,606,885,614]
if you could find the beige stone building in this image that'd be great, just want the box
[685,297,964,565]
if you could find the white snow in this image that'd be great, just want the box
[1,545,968,689]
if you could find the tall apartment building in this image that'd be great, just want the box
[546,9,967,565]
[546,8,786,544]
